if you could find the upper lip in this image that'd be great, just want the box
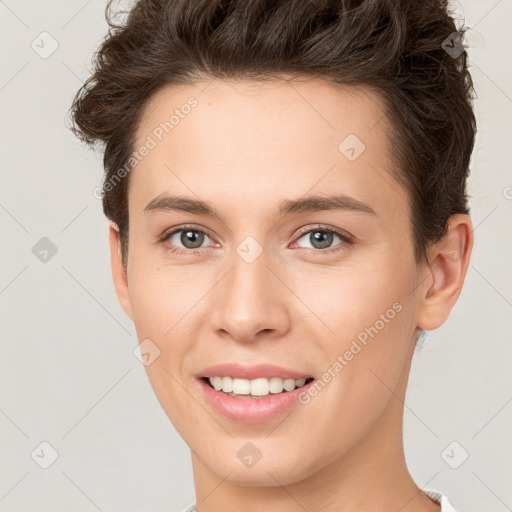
[196,363,313,380]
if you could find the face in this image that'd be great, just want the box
[109,78,461,487]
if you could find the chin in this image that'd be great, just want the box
[201,447,314,487]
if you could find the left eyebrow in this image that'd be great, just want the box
[278,194,377,217]
[143,193,377,218]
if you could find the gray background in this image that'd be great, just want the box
[0,1,511,511]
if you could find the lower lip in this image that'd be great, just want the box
[197,378,314,424]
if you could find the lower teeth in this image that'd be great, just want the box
[222,390,293,398]
[228,393,267,398]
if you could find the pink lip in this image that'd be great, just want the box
[196,363,313,380]
[197,377,315,424]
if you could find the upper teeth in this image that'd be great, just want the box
[208,376,307,396]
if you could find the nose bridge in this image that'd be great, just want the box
[209,236,290,342]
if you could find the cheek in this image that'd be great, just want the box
[126,264,197,430]
[127,259,200,338]
[290,255,419,405]
[289,258,415,341]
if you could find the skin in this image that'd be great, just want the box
[108,77,473,512]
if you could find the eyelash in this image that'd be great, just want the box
[159,224,354,256]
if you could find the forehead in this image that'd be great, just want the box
[130,77,406,220]
[135,77,389,155]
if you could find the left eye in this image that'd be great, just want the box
[294,228,348,251]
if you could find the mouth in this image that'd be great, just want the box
[197,374,316,423]
[195,363,317,422]
[200,376,315,399]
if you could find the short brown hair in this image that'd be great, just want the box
[69,0,476,268]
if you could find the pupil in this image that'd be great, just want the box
[181,230,204,249]
[312,230,332,249]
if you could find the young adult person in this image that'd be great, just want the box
[69,1,476,510]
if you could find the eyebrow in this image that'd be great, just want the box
[144,193,377,218]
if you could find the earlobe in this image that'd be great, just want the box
[417,214,474,331]
[108,222,134,321]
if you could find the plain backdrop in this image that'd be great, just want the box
[1,1,511,511]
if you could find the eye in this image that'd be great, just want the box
[161,226,215,254]
[292,225,353,254]
[159,224,353,256]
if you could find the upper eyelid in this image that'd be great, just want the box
[165,224,215,241]
[294,224,352,239]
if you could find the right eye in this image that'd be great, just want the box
[161,226,216,254]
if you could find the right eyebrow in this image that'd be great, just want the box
[144,195,217,217]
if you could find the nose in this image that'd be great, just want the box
[209,248,291,344]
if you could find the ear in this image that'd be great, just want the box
[108,222,134,321]
[417,214,474,331]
